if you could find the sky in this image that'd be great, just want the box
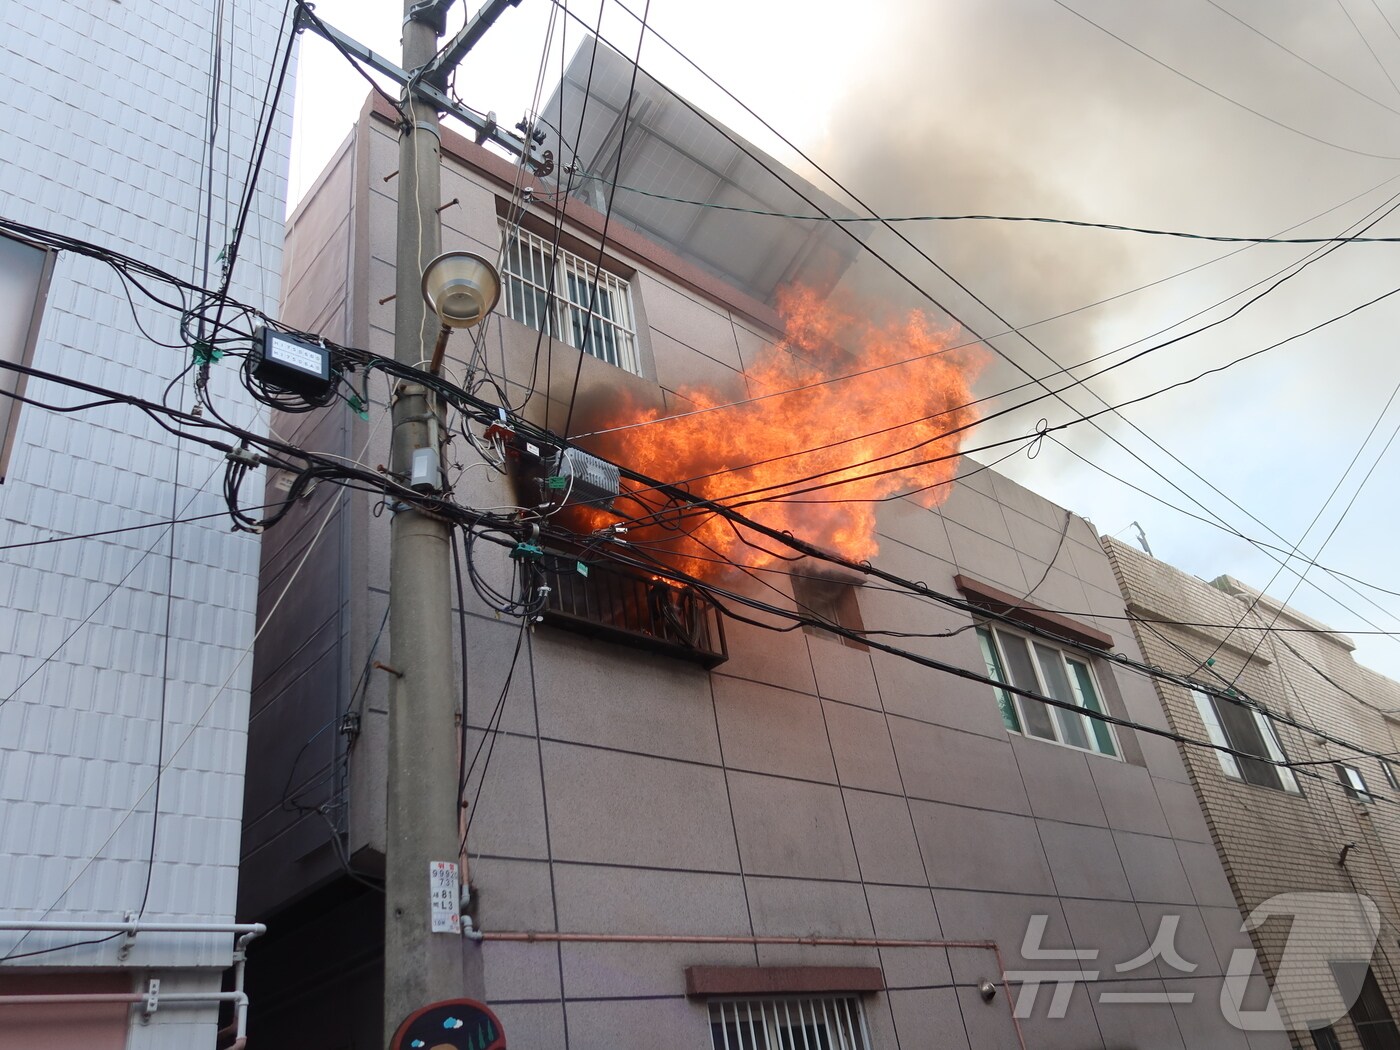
[287,0,1400,681]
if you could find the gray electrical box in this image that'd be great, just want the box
[554,447,619,510]
[410,447,441,493]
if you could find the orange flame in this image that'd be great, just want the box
[576,286,985,579]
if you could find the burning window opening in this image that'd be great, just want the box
[565,285,987,583]
[791,571,868,651]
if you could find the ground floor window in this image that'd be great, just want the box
[1332,961,1400,1050]
[708,995,870,1049]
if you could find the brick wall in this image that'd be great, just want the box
[1105,536,1400,1050]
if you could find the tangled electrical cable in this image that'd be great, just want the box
[16,217,1400,798]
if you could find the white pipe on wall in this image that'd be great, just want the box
[0,921,265,1049]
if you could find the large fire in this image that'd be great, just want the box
[573,286,985,580]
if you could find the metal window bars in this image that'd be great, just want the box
[536,550,728,668]
[500,224,639,374]
[707,996,870,1050]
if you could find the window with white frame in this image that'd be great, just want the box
[976,625,1119,757]
[1337,763,1374,803]
[708,996,869,1050]
[499,223,640,375]
[1190,689,1300,793]
[1381,758,1399,792]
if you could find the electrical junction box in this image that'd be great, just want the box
[552,447,619,510]
[410,447,441,493]
[253,327,334,399]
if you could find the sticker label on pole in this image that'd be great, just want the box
[429,861,461,934]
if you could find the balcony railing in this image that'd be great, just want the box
[537,554,728,668]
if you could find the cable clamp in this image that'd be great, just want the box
[339,712,361,740]
[118,910,138,961]
[411,120,442,143]
[405,0,448,33]
[510,542,543,562]
[226,446,262,468]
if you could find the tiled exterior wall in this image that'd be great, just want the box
[0,2,292,1046]
[245,108,1280,1049]
[1105,536,1400,1050]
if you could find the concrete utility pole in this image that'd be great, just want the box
[384,0,471,1038]
[382,0,535,1041]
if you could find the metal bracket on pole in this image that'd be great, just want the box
[118,910,138,962]
[293,7,550,174]
[417,0,523,90]
[143,979,160,1018]
[407,0,454,34]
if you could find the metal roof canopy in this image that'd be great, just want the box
[536,38,865,306]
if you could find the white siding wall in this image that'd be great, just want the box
[0,0,293,1037]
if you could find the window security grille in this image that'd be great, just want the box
[536,549,728,668]
[500,224,639,374]
[707,996,870,1050]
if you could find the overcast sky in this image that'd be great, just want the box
[288,0,1400,681]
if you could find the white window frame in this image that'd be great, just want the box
[1381,758,1399,793]
[499,223,640,375]
[707,995,870,1050]
[1337,763,1374,803]
[1190,689,1300,794]
[976,624,1120,758]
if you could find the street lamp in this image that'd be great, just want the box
[421,251,501,373]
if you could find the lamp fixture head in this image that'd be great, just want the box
[421,251,501,328]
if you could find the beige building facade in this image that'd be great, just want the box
[1106,537,1400,1050]
[238,81,1283,1049]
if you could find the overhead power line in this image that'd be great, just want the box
[16,220,1400,837]
[1201,0,1400,119]
[13,298,1400,823]
[582,176,1400,243]
[560,0,1400,661]
[558,518,1400,798]
[1049,437,1400,606]
[0,351,1355,764]
[1049,0,1400,160]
